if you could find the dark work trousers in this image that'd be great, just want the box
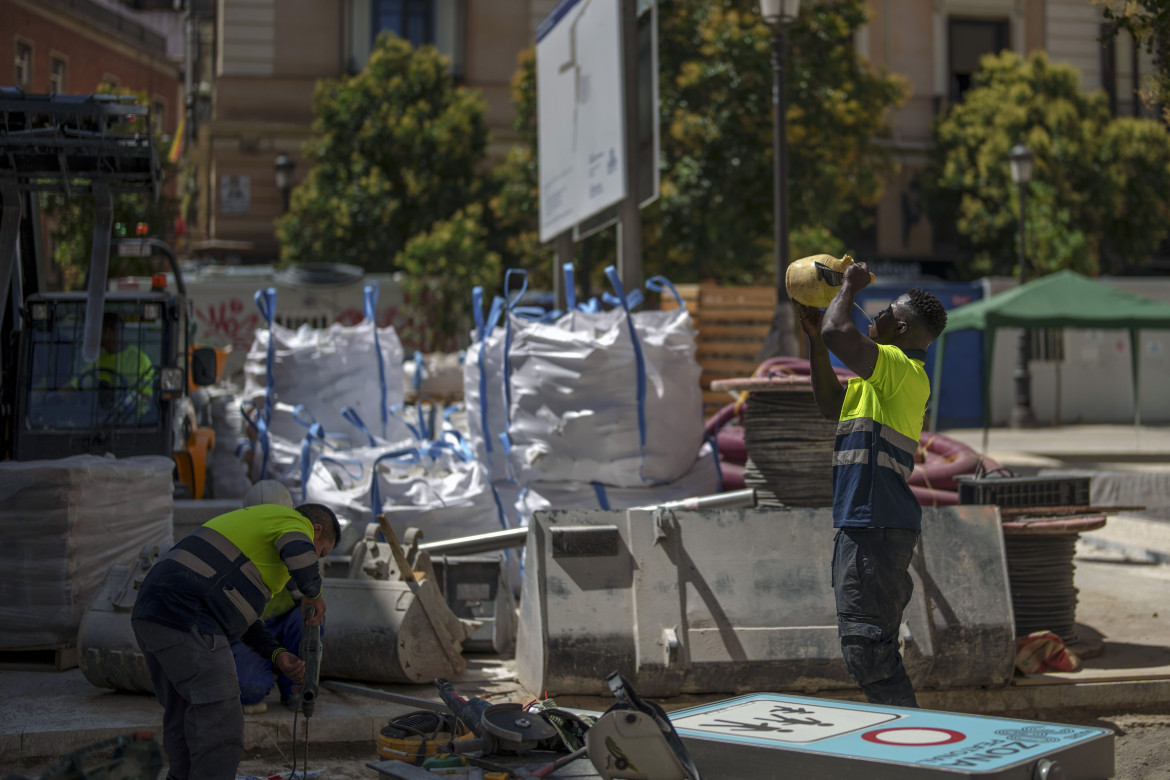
[832,527,920,708]
[132,619,244,780]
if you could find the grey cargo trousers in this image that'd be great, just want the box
[831,527,920,708]
[132,619,244,780]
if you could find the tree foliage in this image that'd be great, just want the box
[924,51,1170,277]
[492,0,907,288]
[39,87,178,290]
[1101,0,1170,125]
[396,203,502,352]
[277,34,489,271]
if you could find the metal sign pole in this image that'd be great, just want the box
[617,0,643,296]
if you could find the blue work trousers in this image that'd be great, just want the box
[832,527,920,708]
[230,608,310,705]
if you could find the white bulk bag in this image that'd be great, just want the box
[242,285,411,480]
[518,441,721,515]
[505,269,703,487]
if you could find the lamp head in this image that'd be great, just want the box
[761,0,801,25]
[1009,143,1034,185]
[274,153,296,190]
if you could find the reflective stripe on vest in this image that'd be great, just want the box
[162,526,272,625]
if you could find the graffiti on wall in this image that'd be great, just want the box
[193,297,261,354]
[193,297,407,352]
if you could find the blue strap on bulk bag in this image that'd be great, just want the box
[341,405,378,447]
[646,275,687,309]
[252,287,278,479]
[475,293,507,457]
[316,455,364,482]
[369,447,423,518]
[591,482,611,510]
[297,411,351,503]
[605,266,648,478]
[601,286,644,311]
[363,282,392,440]
[412,350,425,395]
[500,268,529,456]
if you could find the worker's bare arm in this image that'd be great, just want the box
[821,262,878,380]
[798,304,846,420]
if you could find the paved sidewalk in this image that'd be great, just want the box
[939,425,1170,473]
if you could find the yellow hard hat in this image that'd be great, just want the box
[785,254,875,308]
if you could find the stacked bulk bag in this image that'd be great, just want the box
[304,438,519,589]
[242,283,414,482]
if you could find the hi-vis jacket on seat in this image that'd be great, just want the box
[833,344,929,529]
[133,505,322,660]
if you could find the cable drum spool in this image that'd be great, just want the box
[713,375,836,507]
[1001,515,1107,655]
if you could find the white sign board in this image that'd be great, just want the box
[219,174,251,216]
[537,0,627,242]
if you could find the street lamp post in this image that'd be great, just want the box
[760,0,801,359]
[1009,143,1036,429]
[274,153,296,214]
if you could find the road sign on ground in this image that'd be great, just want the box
[671,693,1113,778]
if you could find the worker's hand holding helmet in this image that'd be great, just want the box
[797,304,823,338]
[842,260,873,292]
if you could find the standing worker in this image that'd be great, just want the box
[131,500,340,779]
[797,260,947,708]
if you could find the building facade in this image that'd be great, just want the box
[859,0,1159,277]
[2,0,181,139]
[188,0,556,263]
[10,0,1156,271]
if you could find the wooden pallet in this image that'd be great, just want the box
[663,283,777,411]
[0,643,79,671]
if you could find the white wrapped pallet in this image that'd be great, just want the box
[0,455,174,648]
[505,269,704,487]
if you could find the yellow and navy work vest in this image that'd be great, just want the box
[833,344,929,529]
[133,505,322,645]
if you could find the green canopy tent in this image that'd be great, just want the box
[929,270,1170,447]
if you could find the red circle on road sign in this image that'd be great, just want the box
[861,728,966,746]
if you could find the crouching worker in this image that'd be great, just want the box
[131,502,339,780]
[232,481,321,715]
[234,580,316,714]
